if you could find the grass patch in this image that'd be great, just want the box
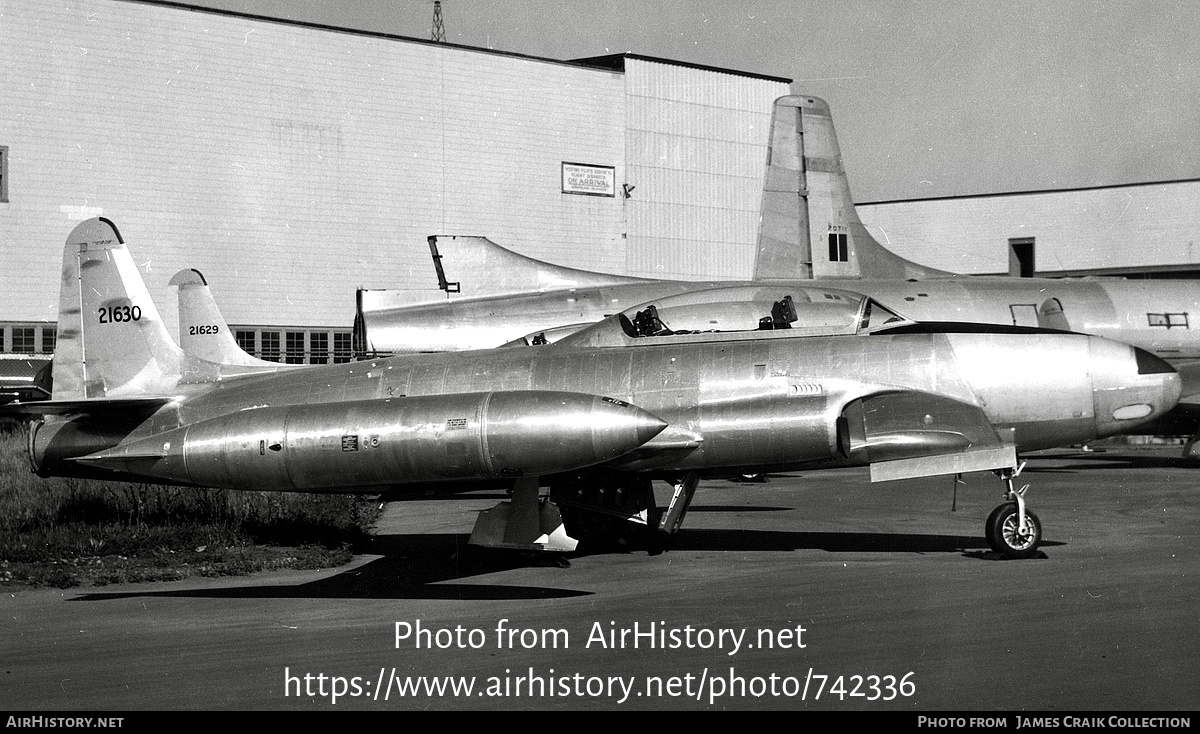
[0,424,381,588]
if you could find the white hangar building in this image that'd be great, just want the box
[2,1,1197,364]
[2,0,789,363]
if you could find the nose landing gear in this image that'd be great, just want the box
[985,461,1043,559]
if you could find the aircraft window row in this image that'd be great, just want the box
[310,332,329,363]
[1147,312,1189,329]
[0,321,350,363]
[285,331,305,364]
[828,232,848,262]
[261,332,280,361]
[0,324,56,355]
[234,328,354,363]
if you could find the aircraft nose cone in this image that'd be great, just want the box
[1091,341,1182,435]
[1159,366,1183,410]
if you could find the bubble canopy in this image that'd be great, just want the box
[554,285,913,348]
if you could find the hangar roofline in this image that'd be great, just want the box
[860,177,1200,207]
[127,0,590,69]
[128,1,791,83]
[572,53,793,84]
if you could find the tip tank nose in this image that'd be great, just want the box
[482,391,668,474]
[590,395,668,460]
[634,408,670,446]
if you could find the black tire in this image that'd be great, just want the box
[984,503,1009,553]
[985,503,1042,559]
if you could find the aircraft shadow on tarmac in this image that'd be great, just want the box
[681,505,792,513]
[1024,450,1200,474]
[661,528,1060,556]
[72,532,596,603]
[72,522,1059,603]
[1042,457,1200,472]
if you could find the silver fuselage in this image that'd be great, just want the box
[361,277,1200,369]
[33,327,1181,491]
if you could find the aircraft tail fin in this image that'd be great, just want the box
[426,235,652,299]
[755,96,950,281]
[52,218,188,400]
[170,268,287,369]
[357,235,654,315]
[427,235,652,295]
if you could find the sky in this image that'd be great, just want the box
[177,0,1200,203]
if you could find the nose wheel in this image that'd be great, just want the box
[986,461,1042,559]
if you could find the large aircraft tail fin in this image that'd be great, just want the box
[756,96,950,281]
[52,218,188,400]
[170,268,290,369]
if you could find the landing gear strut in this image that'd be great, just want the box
[986,461,1042,559]
[547,471,702,553]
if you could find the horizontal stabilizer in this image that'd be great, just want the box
[869,445,1017,482]
[3,396,172,417]
[72,446,168,465]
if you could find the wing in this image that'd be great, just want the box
[3,396,173,417]
[841,390,1016,482]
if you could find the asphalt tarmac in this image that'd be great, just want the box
[2,446,1197,711]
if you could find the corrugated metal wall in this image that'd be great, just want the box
[622,59,790,280]
[1,0,627,332]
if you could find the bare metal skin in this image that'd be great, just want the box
[354,97,1200,402]
[12,219,1182,559]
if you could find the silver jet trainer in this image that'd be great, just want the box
[13,219,1182,560]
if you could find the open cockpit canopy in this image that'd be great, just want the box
[554,285,913,348]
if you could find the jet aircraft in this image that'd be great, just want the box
[353,96,1200,395]
[8,218,1182,560]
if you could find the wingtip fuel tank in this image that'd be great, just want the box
[50,391,667,491]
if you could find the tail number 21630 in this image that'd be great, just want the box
[98,305,142,323]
